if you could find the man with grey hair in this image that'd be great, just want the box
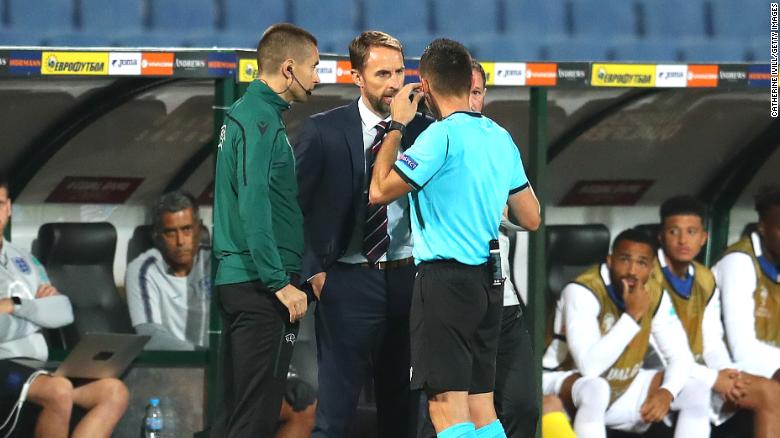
[126,190,211,350]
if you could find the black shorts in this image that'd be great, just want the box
[409,260,503,396]
[0,360,39,418]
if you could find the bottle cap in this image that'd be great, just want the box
[150,398,160,407]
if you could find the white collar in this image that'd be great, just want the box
[750,232,763,257]
[600,263,612,287]
[358,97,390,132]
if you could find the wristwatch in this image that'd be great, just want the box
[386,120,406,137]
[11,296,21,305]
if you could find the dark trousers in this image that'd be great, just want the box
[312,262,416,438]
[417,305,539,438]
[211,281,299,438]
[494,305,539,437]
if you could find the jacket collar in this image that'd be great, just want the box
[246,80,291,112]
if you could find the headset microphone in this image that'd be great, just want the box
[287,66,312,96]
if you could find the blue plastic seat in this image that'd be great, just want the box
[570,0,637,38]
[639,0,708,38]
[504,0,569,37]
[431,0,499,35]
[290,0,358,41]
[611,38,681,63]
[149,0,215,32]
[7,0,74,33]
[363,0,432,37]
[80,0,146,32]
[542,36,613,62]
[711,0,768,40]
[467,34,544,61]
[678,38,747,63]
[222,0,287,35]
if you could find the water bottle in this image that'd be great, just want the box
[143,398,164,438]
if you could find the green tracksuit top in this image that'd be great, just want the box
[212,80,303,291]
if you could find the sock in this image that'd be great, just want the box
[542,412,577,438]
[572,377,609,438]
[475,419,506,438]
[671,378,711,438]
[438,422,477,438]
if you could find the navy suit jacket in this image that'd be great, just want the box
[294,99,433,280]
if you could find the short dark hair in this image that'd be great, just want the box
[471,59,486,87]
[660,195,707,224]
[0,175,8,194]
[612,227,656,253]
[349,31,403,72]
[755,185,780,220]
[152,191,199,234]
[419,38,472,97]
[257,23,317,73]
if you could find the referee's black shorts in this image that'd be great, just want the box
[409,260,503,396]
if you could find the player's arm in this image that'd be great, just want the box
[564,283,641,377]
[650,292,693,398]
[369,83,425,205]
[716,254,780,365]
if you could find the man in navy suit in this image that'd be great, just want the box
[294,31,432,437]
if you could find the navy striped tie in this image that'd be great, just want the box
[363,121,390,264]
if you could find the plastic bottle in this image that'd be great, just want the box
[143,398,164,438]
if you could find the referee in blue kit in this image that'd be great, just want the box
[368,39,541,438]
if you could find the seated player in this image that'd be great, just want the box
[0,177,128,438]
[545,228,711,438]
[652,195,780,436]
[713,186,780,435]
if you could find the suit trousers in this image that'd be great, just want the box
[417,305,539,438]
[312,262,416,438]
[211,281,299,438]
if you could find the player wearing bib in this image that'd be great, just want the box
[654,195,780,437]
[712,187,780,436]
[550,228,710,438]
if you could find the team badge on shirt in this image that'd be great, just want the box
[399,154,418,170]
[11,257,31,274]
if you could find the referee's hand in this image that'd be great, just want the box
[390,83,423,125]
[275,284,308,322]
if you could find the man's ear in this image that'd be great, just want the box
[351,69,363,87]
[282,59,294,79]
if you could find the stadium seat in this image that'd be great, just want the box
[467,34,544,61]
[222,0,287,35]
[678,38,746,63]
[290,0,359,52]
[546,224,610,301]
[611,38,682,62]
[570,0,637,38]
[638,0,708,38]
[363,0,432,38]
[431,0,499,36]
[504,0,570,37]
[6,0,75,33]
[80,0,147,32]
[149,0,216,32]
[711,0,768,40]
[127,225,154,264]
[541,36,614,62]
[36,222,134,349]
[742,222,758,237]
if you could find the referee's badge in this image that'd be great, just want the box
[217,124,226,150]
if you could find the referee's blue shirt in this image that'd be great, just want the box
[393,111,529,265]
